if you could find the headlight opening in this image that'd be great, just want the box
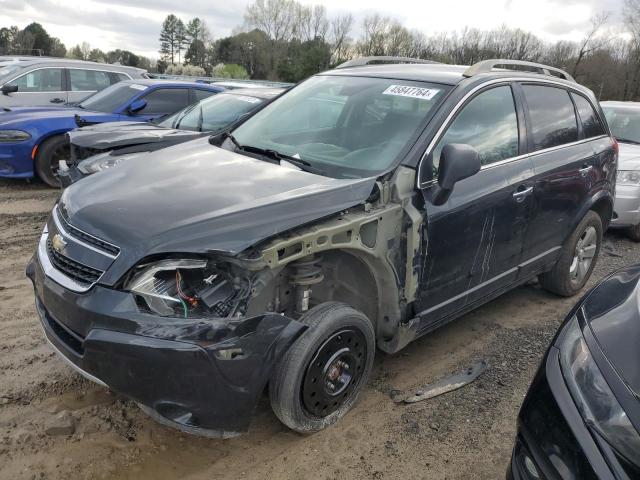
[127,258,251,319]
[559,316,640,466]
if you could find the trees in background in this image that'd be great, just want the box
[0,22,66,57]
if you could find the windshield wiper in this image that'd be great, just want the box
[615,137,640,145]
[223,133,325,175]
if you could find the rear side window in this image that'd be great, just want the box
[571,93,605,138]
[138,88,189,115]
[194,89,217,101]
[523,85,578,150]
[433,85,519,171]
[69,69,113,91]
[8,68,63,92]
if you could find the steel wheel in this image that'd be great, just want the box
[301,328,367,418]
[570,226,597,284]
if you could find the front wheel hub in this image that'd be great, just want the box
[302,329,367,418]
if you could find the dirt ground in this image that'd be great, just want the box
[1,178,638,480]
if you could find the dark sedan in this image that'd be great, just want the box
[59,87,284,186]
[508,265,640,479]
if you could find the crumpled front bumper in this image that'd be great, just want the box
[611,184,640,228]
[26,253,306,437]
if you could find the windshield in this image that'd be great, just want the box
[603,106,640,144]
[79,82,147,113]
[160,93,265,132]
[0,64,23,83]
[232,75,450,179]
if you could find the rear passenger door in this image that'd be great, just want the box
[4,67,66,106]
[132,87,191,120]
[67,68,127,103]
[417,84,534,322]
[518,83,598,276]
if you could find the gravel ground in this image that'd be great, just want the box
[1,178,638,480]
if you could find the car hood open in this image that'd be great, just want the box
[582,264,640,397]
[59,137,377,285]
[68,121,202,151]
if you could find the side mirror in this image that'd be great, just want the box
[1,84,18,95]
[127,98,147,114]
[431,144,481,206]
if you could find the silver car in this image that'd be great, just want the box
[602,101,640,240]
[0,58,147,107]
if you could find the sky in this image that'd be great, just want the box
[0,0,626,59]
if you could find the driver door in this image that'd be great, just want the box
[416,84,535,324]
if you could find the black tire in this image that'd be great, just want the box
[35,135,69,188]
[627,224,640,242]
[539,211,602,297]
[269,302,375,433]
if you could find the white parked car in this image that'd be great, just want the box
[0,58,147,107]
[602,101,640,240]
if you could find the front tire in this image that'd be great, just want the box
[269,302,375,433]
[539,211,602,296]
[35,135,69,188]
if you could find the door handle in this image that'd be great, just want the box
[579,165,593,177]
[513,186,533,202]
[50,98,65,104]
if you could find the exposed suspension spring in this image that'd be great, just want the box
[290,255,324,314]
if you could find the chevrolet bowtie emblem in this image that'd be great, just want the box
[51,233,67,253]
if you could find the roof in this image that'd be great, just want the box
[323,63,468,85]
[0,57,146,73]
[322,62,586,91]
[225,87,285,99]
[600,101,640,109]
[120,79,225,89]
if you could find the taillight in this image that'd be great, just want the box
[612,137,619,154]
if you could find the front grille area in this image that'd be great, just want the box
[56,209,120,256]
[46,238,104,285]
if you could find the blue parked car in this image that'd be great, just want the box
[0,79,225,186]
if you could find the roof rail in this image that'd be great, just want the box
[335,56,438,69]
[463,59,575,82]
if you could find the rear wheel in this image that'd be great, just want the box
[35,135,69,188]
[539,211,602,296]
[269,302,375,433]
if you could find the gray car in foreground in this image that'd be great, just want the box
[0,58,147,107]
[602,101,640,240]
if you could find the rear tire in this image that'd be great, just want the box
[627,224,640,242]
[539,211,602,297]
[35,135,69,188]
[269,302,375,433]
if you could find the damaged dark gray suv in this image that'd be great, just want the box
[27,58,617,437]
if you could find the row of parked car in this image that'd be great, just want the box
[5,55,640,478]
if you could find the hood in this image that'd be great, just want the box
[68,121,201,151]
[617,142,640,170]
[0,106,111,127]
[60,137,376,285]
[582,264,640,397]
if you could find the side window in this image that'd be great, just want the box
[571,93,605,138]
[109,72,129,84]
[194,89,217,101]
[522,85,578,150]
[138,88,190,115]
[8,68,63,92]
[69,69,112,91]
[432,85,519,173]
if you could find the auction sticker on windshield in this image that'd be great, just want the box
[382,85,440,100]
[129,84,147,91]
[234,95,261,103]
